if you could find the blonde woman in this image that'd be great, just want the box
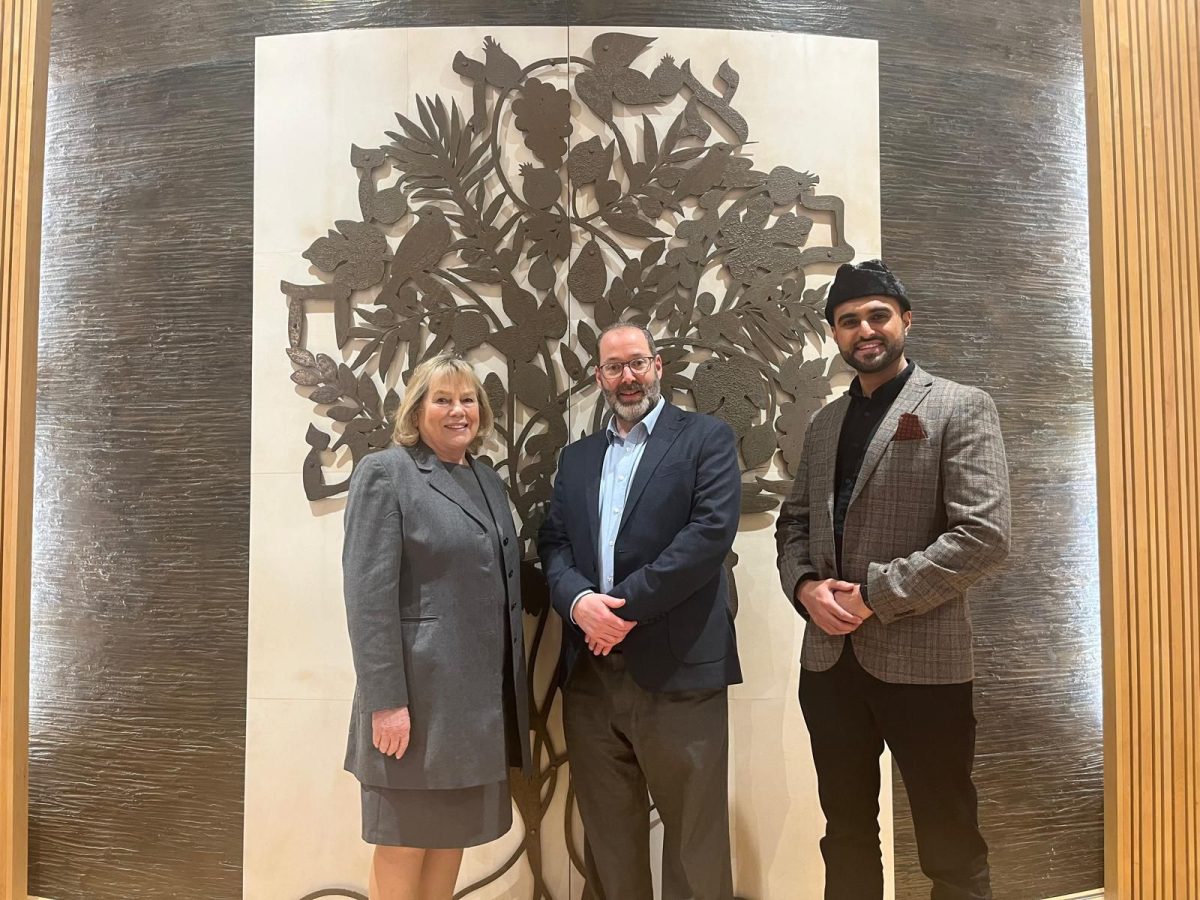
[342,354,530,899]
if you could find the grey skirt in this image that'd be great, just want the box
[361,779,513,848]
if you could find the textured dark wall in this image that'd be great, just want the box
[32,2,1096,899]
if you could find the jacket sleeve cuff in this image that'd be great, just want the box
[865,561,914,625]
[569,589,592,626]
[790,573,819,620]
[361,685,409,714]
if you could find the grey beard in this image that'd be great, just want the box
[606,379,662,424]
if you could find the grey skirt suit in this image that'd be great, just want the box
[342,442,531,847]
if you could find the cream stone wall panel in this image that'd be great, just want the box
[246,473,351,702]
[250,28,574,900]
[252,24,882,900]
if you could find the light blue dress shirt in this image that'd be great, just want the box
[570,397,667,623]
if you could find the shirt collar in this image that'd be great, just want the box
[606,396,666,445]
[849,360,916,403]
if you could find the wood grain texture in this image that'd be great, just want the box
[29,60,254,898]
[31,2,1098,899]
[1084,0,1200,896]
[1,0,52,897]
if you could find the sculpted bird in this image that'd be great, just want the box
[673,142,737,200]
[611,53,683,105]
[351,144,408,225]
[380,206,451,299]
[453,37,522,132]
[591,32,655,71]
[575,32,658,121]
[482,36,522,89]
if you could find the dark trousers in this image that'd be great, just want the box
[799,643,991,900]
[563,651,733,900]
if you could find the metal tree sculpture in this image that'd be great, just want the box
[282,31,854,899]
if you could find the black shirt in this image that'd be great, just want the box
[832,360,916,579]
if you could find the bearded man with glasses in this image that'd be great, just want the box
[539,322,743,900]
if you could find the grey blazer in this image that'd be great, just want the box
[776,365,1011,684]
[341,442,531,789]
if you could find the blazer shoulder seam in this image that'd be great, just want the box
[812,395,848,424]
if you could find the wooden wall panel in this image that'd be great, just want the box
[1084,0,1200,895]
[1,0,51,897]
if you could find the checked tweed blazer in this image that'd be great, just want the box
[776,364,1011,684]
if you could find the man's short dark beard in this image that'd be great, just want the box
[842,335,905,374]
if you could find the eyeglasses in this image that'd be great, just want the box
[597,356,655,380]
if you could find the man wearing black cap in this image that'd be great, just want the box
[776,259,1011,900]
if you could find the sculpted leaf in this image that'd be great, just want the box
[576,322,598,358]
[560,342,586,383]
[487,324,540,363]
[502,282,539,325]
[512,361,552,411]
[309,384,342,405]
[452,311,490,351]
[529,255,556,291]
[601,209,668,239]
[691,357,763,437]
[741,421,776,469]
[290,366,322,387]
[286,348,316,368]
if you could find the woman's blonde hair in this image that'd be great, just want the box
[392,353,494,454]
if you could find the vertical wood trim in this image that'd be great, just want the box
[1083,0,1200,895]
[1,0,51,897]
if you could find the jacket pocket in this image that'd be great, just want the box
[655,457,696,476]
[667,599,729,665]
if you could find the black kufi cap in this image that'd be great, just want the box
[824,259,911,324]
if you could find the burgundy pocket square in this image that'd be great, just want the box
[893,413,927,441]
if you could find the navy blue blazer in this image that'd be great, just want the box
[538,402,743,693]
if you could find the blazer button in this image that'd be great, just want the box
[503,537,509,546]
[507,569,514,578]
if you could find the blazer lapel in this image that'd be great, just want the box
[813,396,850,528]
[407,443,490,532]
[581,433,608,558]
[475,461,514,540]
[847,366,934,509]
[618,404,686,533]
